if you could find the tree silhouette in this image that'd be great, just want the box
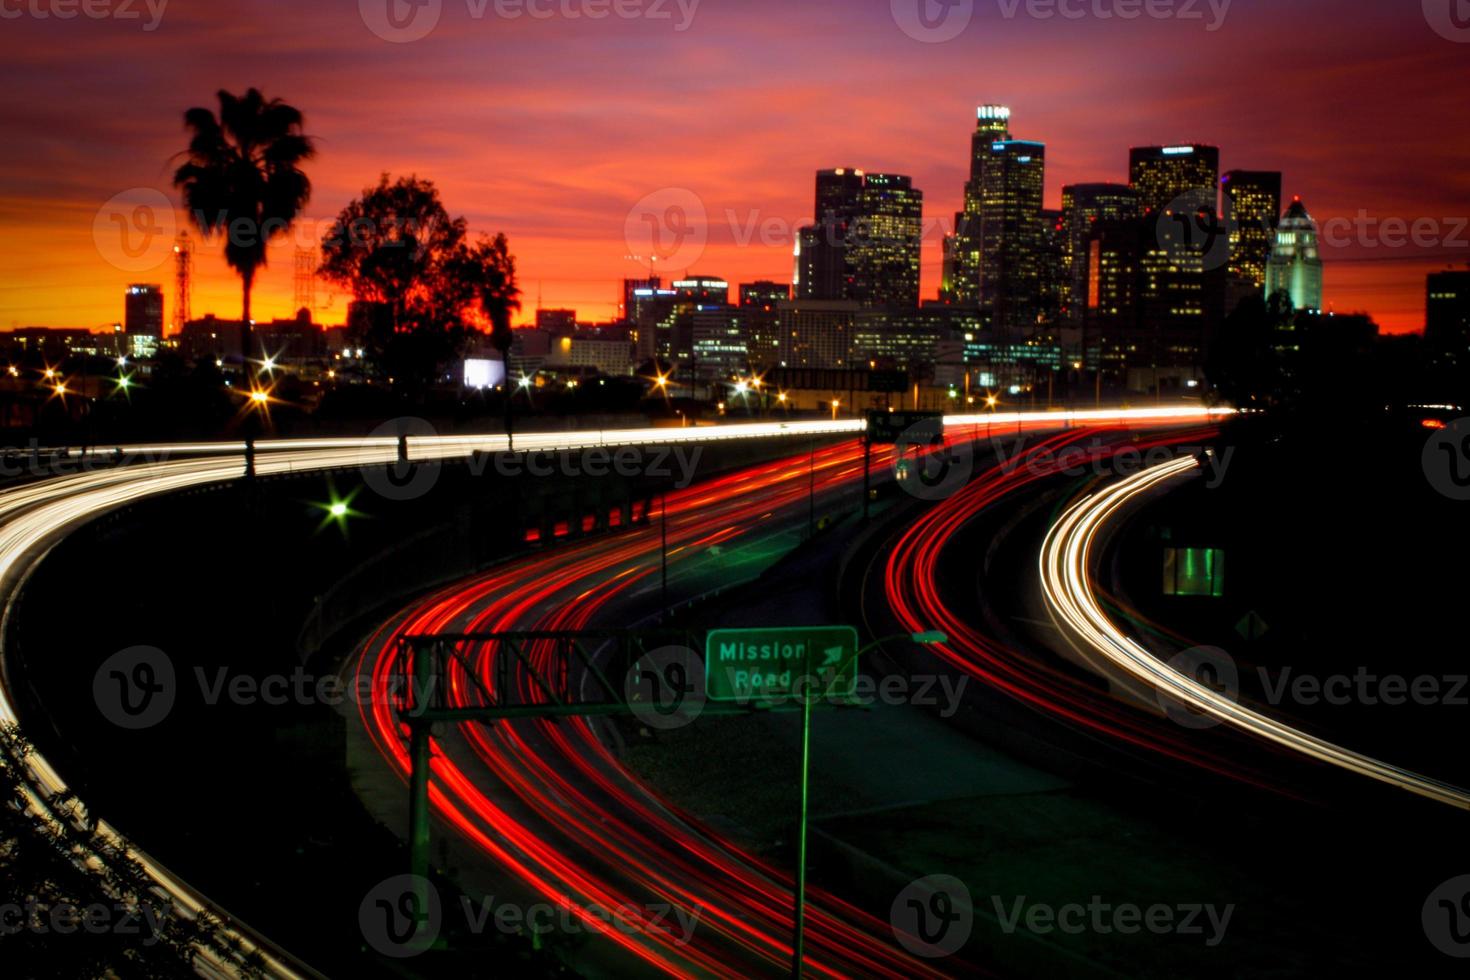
[173,89,315,369]
[319,175,519,394]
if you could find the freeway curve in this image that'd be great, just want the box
[0,409,1220,976]
[1037,454,1470,811]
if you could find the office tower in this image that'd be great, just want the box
[622,276,662,322]
[1038,208,1067,326]
[1426,270,1470,360]
[1128,145,1220,214]
[946,105,1013,305]
[978,139,1046,328]
[673,277,730,309]
[1265,198,1324,312]
[1060,183,1139,323]
[535,309,578,336]
[849,173,923,309]
[739,281,790,308]
[1081,218,1143,384]
[692,308,750,382]
[1221,170,1282,290]
[125,284,164,337]
[740,281,789,369]
[630,284,678,362]
[796,170,922,309]
[776,299,860,370]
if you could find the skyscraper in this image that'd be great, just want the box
[796,169,922,309]
[1060,183,1139,323]
[124,284,164,339]
[1128,145,1220,214]
[946,105,1013,305]
[978,139,1046,328]
[1426,270,1470,365]
[1221,170,1283,293]
[1265,198,1324,312]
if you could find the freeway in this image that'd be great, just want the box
[349,410,1231,977]
[1037,455,1470,811]
[0,408,1224,976]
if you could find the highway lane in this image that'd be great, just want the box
[1038,454,1470,811]
[0,408,1224,977]
[351,410,1232,977]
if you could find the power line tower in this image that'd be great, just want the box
[294,248,317,315]
[172,232,192,334]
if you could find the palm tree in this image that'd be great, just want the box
[173,89,315,370]
[470,234,522,446]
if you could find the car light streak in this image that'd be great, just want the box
[1038,455,1470,811]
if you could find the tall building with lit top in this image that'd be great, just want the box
[946,105,1013,305]
[1128,145,1220,214]
[124,284,163,338]
[1265,198,1323,313]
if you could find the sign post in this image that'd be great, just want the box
[704,626,859,978]
[865,411,945,519]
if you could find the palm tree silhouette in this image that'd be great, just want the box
[173,88,315,370]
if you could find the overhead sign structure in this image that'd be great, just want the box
[866,410,944,446]
[705,627,860,703]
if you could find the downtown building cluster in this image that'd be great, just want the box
[551,104,1333,409]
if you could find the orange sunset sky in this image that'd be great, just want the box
[3,0,1468,335]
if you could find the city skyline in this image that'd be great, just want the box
[3,0,1468,334]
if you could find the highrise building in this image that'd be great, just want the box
[1265,198,1324,312]
[1426,270,1470,362]
[850,173,923,309]
[1060,183,1139,323]
[1128,145,1220,214]
[978,139,1047,328]
[776,299,860,370]
[536,309,578,336]
[124,284,163,355]
[946,105,1013,305]
[740,281,790,369]
[795,169,922,309]
[1221,170,1282,291]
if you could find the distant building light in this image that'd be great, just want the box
[1162,146,1196,155]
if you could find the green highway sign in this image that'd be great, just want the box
[705,626,860,703]
[867,410,944,446]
